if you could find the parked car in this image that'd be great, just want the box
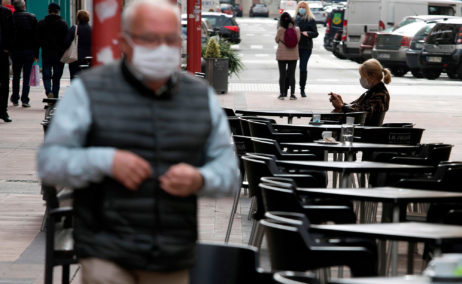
[201,12,241,44]
[332,30,346,59]
[420,18,462,79]
[219,3,234,15]
[372,21,431,76]
[219,0,242,17]
[309,1,327,25]
[405,22,438,78]
[249,3,269,17]
[324,7,345,51]
[279,0,297,17]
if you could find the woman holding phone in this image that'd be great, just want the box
[329,59,391,126]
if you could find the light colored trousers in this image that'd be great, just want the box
[80,258,189,284]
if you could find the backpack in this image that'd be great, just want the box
[283,27,298,48]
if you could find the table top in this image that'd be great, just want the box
[330,275,435,284]
[296,187,462,204]
[278,160,433,173]
[310,222,462,243]
[235,109,314,117]
[281,142,419,152]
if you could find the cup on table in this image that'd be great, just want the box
[341,124,354,144]
[346,116,355,125]
[322,131,332,139]
[312,114,321,123]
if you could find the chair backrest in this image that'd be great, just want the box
[273,272,320,284]
[247,119,274,138]
[223,107,236,117]
[228,117,243,135]
[252,137,284,157]
[259,181,304,214]
[355,127,425,145]
[318,111,367,125]
[239,117,277,137]
[190,242,261,284]
[381,122,414,128]
[434,161,462,190]
[425,143,453,165]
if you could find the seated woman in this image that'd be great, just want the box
[329,59,391,126]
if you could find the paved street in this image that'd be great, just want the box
[0,17,461,283]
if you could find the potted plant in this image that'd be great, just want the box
[203,38,229,94]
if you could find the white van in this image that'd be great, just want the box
[341,0,462,61]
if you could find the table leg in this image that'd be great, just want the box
[407,242,415,274]
[287,116,293,124]
[391,205,400,275]
[340,173,350,188]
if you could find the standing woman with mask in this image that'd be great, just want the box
[329,59,391,126]
[295,1,318,97]
[65,10,91,80]
[276,12,300,100]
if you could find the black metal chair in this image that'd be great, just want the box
[354,127,425,145]
[228,116,244,135]
[273,271,319,284]
[190,242,273,284]
[223,107,237,117]
[251,137,323,161]
[261,211,378,277]
[239,117,276,136]
[246,119,306,142]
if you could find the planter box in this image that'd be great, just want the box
[205,58,228,94]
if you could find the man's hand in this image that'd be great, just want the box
[159,163,204,197]
[112,150,152,191]
[302,31,308,37]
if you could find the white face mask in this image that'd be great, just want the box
[360,77,370,89]
[127,39,180,81]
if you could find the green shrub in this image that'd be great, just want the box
[204,38,221,59]
[202,38,244,77]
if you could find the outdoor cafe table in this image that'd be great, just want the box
[310,222,462,276]
[235,109,314,124]
[277,161,433,188]
[297,187,462,275]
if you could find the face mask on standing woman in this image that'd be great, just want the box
[298,8,306,15]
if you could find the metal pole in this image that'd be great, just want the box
[187,0,201,73]
[92,0,122,66]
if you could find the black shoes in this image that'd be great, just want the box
[22,103,31,108]
[300,89,307,97]
[0,113,12,123]
[10,99,18,106]
[290,94,297,100]
[278,93,286,100]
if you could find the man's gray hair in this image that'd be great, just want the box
[122,0,180,33]
[13,0,25,10]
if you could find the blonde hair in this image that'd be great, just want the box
[295,1,314,21]
[359,59,392,84]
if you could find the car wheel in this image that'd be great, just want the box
[333,48,346,59]
[390,66,408,77]
[422,69,441,80]
[410,69,423,78]
[447,72,460,79]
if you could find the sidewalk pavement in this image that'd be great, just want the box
[1,76,461,283]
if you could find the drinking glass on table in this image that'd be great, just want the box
[341,124,354,144]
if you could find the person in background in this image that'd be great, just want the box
[2,0,14,13]
[37,0,240,283]
[275,12,300,100]
[38,3,68,98]
[295,1,318,98]
[10,0,38,108]
[329,58,391,126]
[0,1,13,122]
[65,10,91,79]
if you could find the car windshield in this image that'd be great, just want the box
[202,15,233,28]
[393,18,417,31]
[393,21,427,36]
[427,23,459,44]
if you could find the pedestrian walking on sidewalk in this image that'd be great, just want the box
[64,10,91,80]
[10,0,38,108]
[0,2,13,122]
[276,12,300,100]
[37,0,240,283]
[295,1,318,98]
[38,3,68,99]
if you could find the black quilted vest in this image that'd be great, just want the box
[73,61,211,271]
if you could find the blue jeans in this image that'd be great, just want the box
[42,56,65,98]
[11,50,35,104]
[299,49,312,73]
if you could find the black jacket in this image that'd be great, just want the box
[65,23,91,61]
[0,6,13,51]
[295,16,318,50]
[12,10,39,57]
[38,14,68,59]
